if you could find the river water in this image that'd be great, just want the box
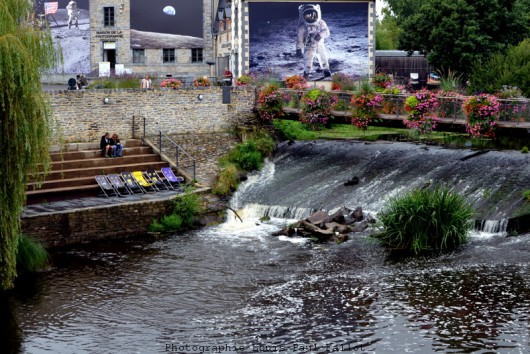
[4,141,530,353]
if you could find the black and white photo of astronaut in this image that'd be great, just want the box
[249,2,369,80]
[296,4,331,79]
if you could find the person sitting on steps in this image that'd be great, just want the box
[111,133,122,157]
[100,132,115,158]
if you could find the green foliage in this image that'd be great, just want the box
[469,39,530,97]
[273,120,318,141]
[374,187,474,255]
[392,0,530,79]
[1,0,58,290]
[521,146,529,154]
[212,163,239,196]
[16,235,49,273]
[375,9,400,50]
[227,141,263,171]
[524,190,530,200]
[173,192,201,228]
[149,192,200,232]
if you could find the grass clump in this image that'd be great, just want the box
[17,235,49,273]
[212,163,239,195]
[149,192,201,233]
[374,187,474,255]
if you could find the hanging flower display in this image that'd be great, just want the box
[299,88,337,129]
[403,89,439,133]
[256,84,286,121]
[462,94,500,138]
[350,91,383,130]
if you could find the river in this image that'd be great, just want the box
[3,140,530,353]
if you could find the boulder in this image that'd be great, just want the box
[344,176,360,186]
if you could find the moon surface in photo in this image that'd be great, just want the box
[163,6,176,16]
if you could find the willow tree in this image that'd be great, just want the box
[0,0,58,290]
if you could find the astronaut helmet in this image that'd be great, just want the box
[69,1,77,6]
[299,4,321,25]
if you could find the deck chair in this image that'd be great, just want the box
[107,173,133,196]
[132,171,158,192]
[121,171,146,194]
[95,175,118,197]
[160,167,185,191]
[145,169,170,190]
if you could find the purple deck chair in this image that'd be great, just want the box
[160,167,185,191]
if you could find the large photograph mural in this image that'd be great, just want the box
[249,2,369,80]
[36,0,90,74]
[130,0,203,49]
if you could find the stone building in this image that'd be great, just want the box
[88,0,214,79]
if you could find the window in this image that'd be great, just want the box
[104,7,115,27]
[191,48,203,63]
[163,49,175,63]
[133,49,145,64]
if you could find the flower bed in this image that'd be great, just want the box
[350,92,383,130]
[299,88,337,129]
[159,78,183,89]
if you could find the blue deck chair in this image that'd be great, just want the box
[107,173,133,196]
[95,175,118,197]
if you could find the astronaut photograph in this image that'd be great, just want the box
[249,1,369,80]
[34,0,90,74]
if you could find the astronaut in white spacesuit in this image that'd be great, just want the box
[296,4,331,79]
[67,1,79,30]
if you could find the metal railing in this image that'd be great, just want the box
[279,89,530,123]
[137,114,196,181]
[156,130,196,181]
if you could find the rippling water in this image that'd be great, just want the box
[4,214,530,354]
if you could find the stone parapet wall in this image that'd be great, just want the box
[46,87,257,143]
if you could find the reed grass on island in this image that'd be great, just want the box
[374,187,474,255]
[16,235,49,273]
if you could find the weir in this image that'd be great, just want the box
[230,139,530,233]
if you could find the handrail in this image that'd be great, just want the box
[157,130,196,181]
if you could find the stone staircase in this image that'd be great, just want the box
[26,139,169,204]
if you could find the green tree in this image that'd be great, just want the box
[0,0,58,290]
[469,39,530,97]
[376,8,400,50]
[386,0,530,79]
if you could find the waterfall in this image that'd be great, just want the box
[227,140,530,233]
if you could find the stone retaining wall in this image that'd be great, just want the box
[47,87,257,143]
[21,191,226,248]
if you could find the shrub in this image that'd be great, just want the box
[212,163,239,195]
[16,235,49,273]
[462,94,500,138]
[375,187,474,255]
[256,84,285,121]
[159,78,182,89]
[299,88,337,129]
[285,75,308,90]
[521,146,529,154]
[524,190,530,200]
[227,140,263,171]
[149,192,201,232]
[403,89,439,133]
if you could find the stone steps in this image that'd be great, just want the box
[26,139,170,204]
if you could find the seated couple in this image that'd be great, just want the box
[100,132,123,158]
